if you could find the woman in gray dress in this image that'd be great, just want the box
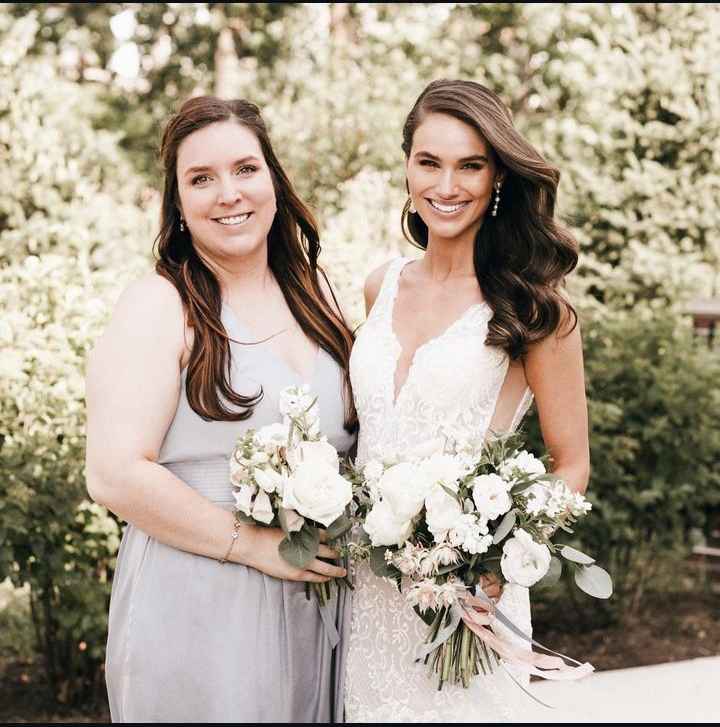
[85,96,356,722]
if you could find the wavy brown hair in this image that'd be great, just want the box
[401,79,578,359]
[154,96,356,429]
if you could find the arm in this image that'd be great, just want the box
[523,311,590,494]
[85,273,343,582]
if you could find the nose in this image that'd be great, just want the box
[217,174,242,205]
[436,169,458,199]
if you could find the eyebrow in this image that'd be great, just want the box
[414,151,489,164]
[183,156,262,176]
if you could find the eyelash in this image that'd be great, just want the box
[191,165,258,186]
[419,160,483,170]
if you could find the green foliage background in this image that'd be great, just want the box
[1,2,719,709]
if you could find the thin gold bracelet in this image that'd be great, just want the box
[219,513,242,565]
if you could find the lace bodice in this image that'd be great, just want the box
[345,258,536,722]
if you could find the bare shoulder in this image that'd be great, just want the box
[89,271,187,371]
[363,260,394,315]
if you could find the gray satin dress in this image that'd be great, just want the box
[105,305,356,723]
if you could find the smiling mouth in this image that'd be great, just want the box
[427,200,470,214]
[213,212,253,226]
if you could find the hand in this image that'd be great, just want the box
[241,525,347,584]
[478,572,503,601]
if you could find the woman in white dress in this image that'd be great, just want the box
[344,80,590,722]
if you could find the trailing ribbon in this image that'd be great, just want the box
[318,600,340,649]
[460,586,594,681]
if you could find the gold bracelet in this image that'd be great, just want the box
[219,513,242,565]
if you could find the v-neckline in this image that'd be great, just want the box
[388,259,489,406]
[222,303,321,385]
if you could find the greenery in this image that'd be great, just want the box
[1,2,719,710]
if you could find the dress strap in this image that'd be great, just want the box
[368,257,409,321]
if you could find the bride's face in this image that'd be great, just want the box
[406,112,500,247]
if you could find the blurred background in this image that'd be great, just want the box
[0,3,718,721]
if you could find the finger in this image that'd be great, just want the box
[318,529,328,544]
[299,571,332,584]
[317,544,340,560]
[308,558,347,579]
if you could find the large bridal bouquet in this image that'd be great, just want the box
[229,385,353,604]
[350,432,612,691]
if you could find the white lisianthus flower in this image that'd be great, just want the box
[500,450,546,480]
[286,439,339,473]
[279,507,305,533]
[501,528,552,587]
[472,473,513,520]
[425,485,463,542]
[282,460,351,527]
[448,514,492,555]
[279,385,320,436]
[253,467,283,494]
[377,462,428,521]
[229,455,251,487]
[233,483,256,516]
[363,500,412,546]
[406,580,439,614]
[569,491,592,516]
[251,489,274,525]
[253,422,290,452]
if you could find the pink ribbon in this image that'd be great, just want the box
[460,593,595,681]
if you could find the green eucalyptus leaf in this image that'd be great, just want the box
[536,555,563,588]
[278,525,320,569]
[574,564,613,599]
[325,512,353,541]
[561,545,595,565]
[492,510,517,544]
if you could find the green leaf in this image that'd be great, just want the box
[492,510,516,544]
[560,545,595,565]
[574,564,613,599]
[278,525,320,569]
[536,555,562,588]
[369,546,396,578]
[325,512,353,541]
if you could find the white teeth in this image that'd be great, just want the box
[215,213,251,225]
[428,200,468,214]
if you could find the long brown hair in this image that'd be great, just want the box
[401,79,578,359]
[154,96,356,429]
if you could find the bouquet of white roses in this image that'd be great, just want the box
[229,384,353,604]
[350,432,612,691]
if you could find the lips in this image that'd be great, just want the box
[213,212,253,225]
[426,199,470,214]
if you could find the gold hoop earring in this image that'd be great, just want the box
[180,217,185,232]
[408,197,417,214]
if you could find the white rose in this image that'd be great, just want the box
[377,462,428,521]
[417,453,466,491]
[500,450,546,480]
[501,528,552,587]
[253,422,290,451]
[424,485,463,541]
[287,439,339,472]
[279,507,305,533]
[363,500,412,547]
[472,473,513,520]
[251,489,275,525]
[282,460,351,527]
[233,484,256,516]
[253,467,284,494]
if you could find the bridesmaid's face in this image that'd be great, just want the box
[176,120,277,266]
[406,113,501,248]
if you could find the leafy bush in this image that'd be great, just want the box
[525,307,720,619]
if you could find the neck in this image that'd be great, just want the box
[420,234,476,281]
[197,243,273,298]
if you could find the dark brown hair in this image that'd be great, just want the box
[154,96,356,429]
[401,79,578,358]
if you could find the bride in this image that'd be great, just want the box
[344,79,590,722]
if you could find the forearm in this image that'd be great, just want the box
[551,459,590,495]
[87,459,257,565]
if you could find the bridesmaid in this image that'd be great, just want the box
[85,96,356,722]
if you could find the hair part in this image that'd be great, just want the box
[401,79,578,358]
[154,96,356,429]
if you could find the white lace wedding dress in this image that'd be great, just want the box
[345,257,537,722]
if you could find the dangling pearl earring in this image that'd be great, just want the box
[491,181,501,217]
[180,217,185,232]
[408,198,417,214]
